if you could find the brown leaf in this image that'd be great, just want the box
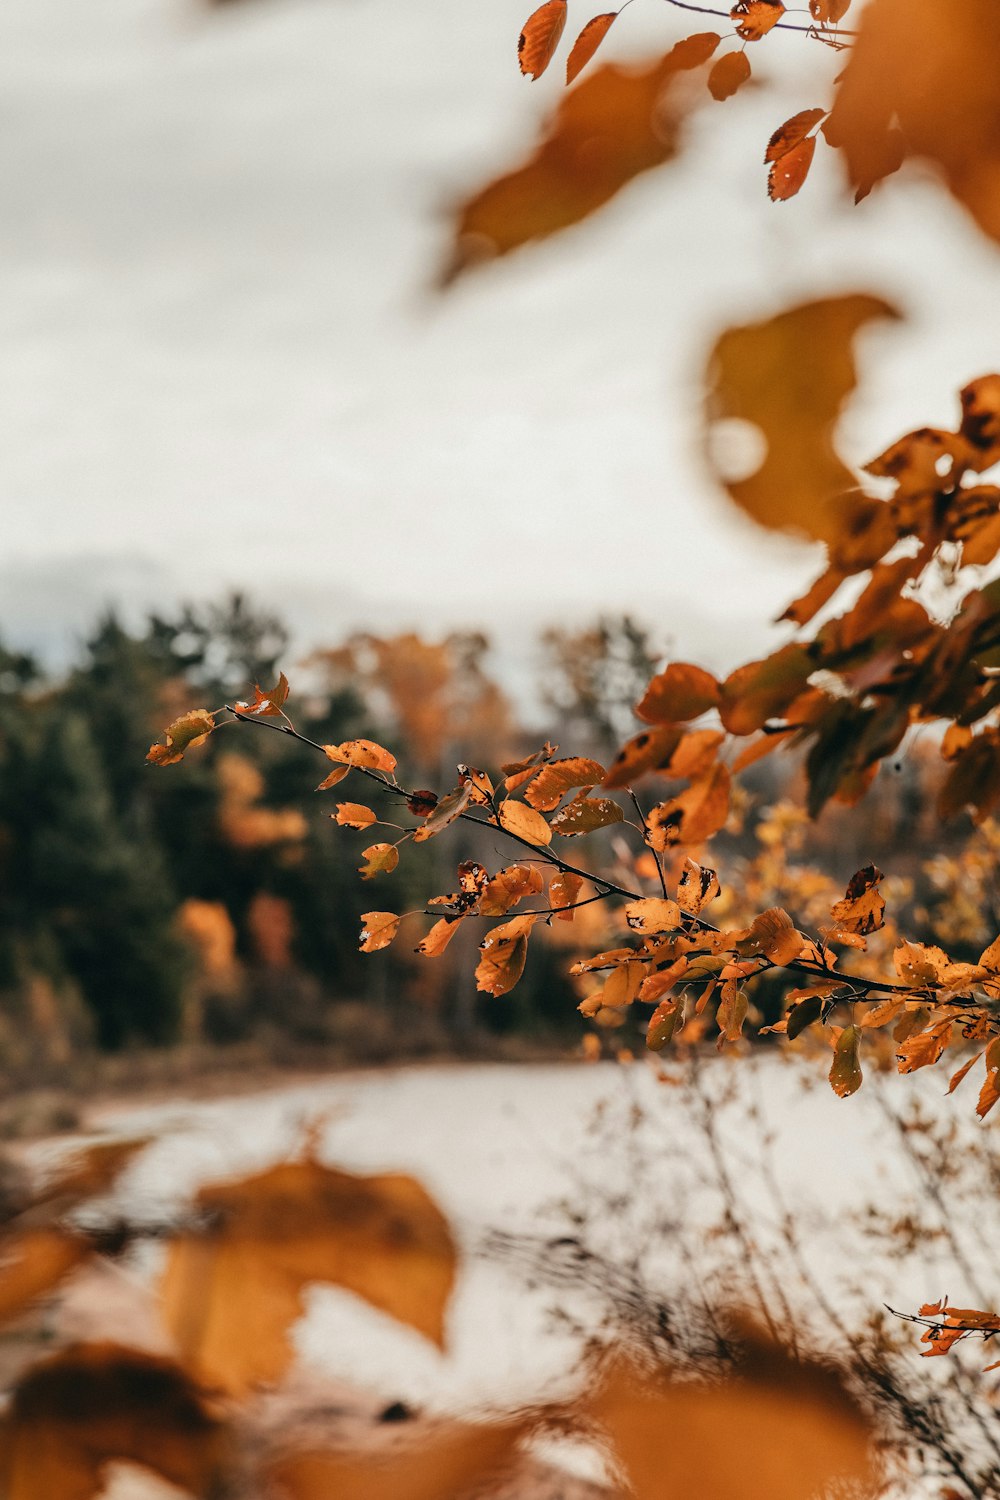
[475,915,538,996]
[720,645,814,735]
[497,798,553,846]
[0,1343,229,1500]
[893,941,948,986]
[830,864,885,935]
[809,0,850,21]
[676,858,721,915]
[829,1024,863,1098]
[163,1160,457,1393]
[523,756,607,810]
[960,375,1000,470]
[738,908,804,966]
[566,12,618,85]
[324,739,397,774]
[359,842,399,880]
[705,295,900,543]
[589,1339,872,1500]
[549,792,625,834]
[767,136,817,201]
[443,35,720,282]
[708,49,751,100]
[625,898,683,934]
[234,672,290,718]
[407,788,439,817]
[518,0,567,79]
[359,912,400,953]
[334,802,377,829]
[146,709,216,767]
[731,0,784,39]
[635,663,721,724]
[896,1019,954,1074]
[267,1417,527,1500]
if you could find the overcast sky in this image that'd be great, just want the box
[2,0,1000,688]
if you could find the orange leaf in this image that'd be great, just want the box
[636,663,721,725]
[497,798,553,846]
[705,296,900,543]
[767,136,817,201]
[809,0,850,20]
[603,726,684,789]
[479,863,544,915]
[765,107,826,163]
[523,756,606,810]
[0,1230,91,1328]
[830,1024,863,1098]
[334,802,377,829]
[324,739,397,773]
[665,728,725,780]
[316,764,350,791]
[566,12,618,85]
[359,842,399,880]
[267,1419,527,1500]
[416,916,466,956]
[518,0,567,79]
[601,959,646,1008]
[358,912,400,953]
[233,672,290,718]
[738,907,804,966]
[708,50,751,101]
[645,1001,683,1052]
[0,1343,229,1500]
[163,1160,456,1393]
[717,978,748,1043]
[146,709,216,767]
[731,0,785,39]
[646,762,731,848]
[475,915,538,996]
[549,870,584,920]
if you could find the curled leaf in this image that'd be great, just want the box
[412,783,473,843]
[234,673,290,718]
[147,710,216,767]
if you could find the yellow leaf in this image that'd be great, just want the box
[358,912,400,953]
[324,739,397,773]
[522,757,606,811]
[359,842,399,880]
[625,898,683,934]
[146,709,216,767]
[497,798,553,846]
[475,915,538,996]
[334,802,377,829]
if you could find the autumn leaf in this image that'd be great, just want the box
[566,13,618,86]
[635,663,721,725]
[737,907,804,965]
[443,33,721,282]
[809,0,850,20]
[767,136,817,201]
[0,1343,230,1500]
[479,863,544,915]
[707,50,751,101]
[323,739,397,774]
[646,1000,683,1051]
[830,1023,863,1097]
[830,864,885,936]
[0,1230,91,1328]
[601,959,646,1008]
[407,788,439,817]
[412,783,474,843]
[147,709,216,767]
[334,802,377,830]
[720,645,814,735]
[549,870,584,920]
[588,1338,872,1500]
[705,294,900,543]
[233,672,290,718]
[316,764,349,791]
[475,915,538,996]
[522,756,606,810]
[359,912,400,953]
[676,858,721,915]
[416,916,466,956]
[518,0,567,79]
[646,763,731,848]
[267,1417,528,1500]
[549,791,625,835]
[625,898,682,934]
[163,1159,457,1393]
[359,842,399,880]
[497,798,553,846]
[731,0,784,40]
[603,725,684,788]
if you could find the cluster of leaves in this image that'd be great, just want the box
[0,1124,879,1499]
[444,0,1000,280]
[153,362,1000,1120]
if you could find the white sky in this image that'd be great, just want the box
[2,0,1000,685]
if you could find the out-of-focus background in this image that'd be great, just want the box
[3,0,1000,1081]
